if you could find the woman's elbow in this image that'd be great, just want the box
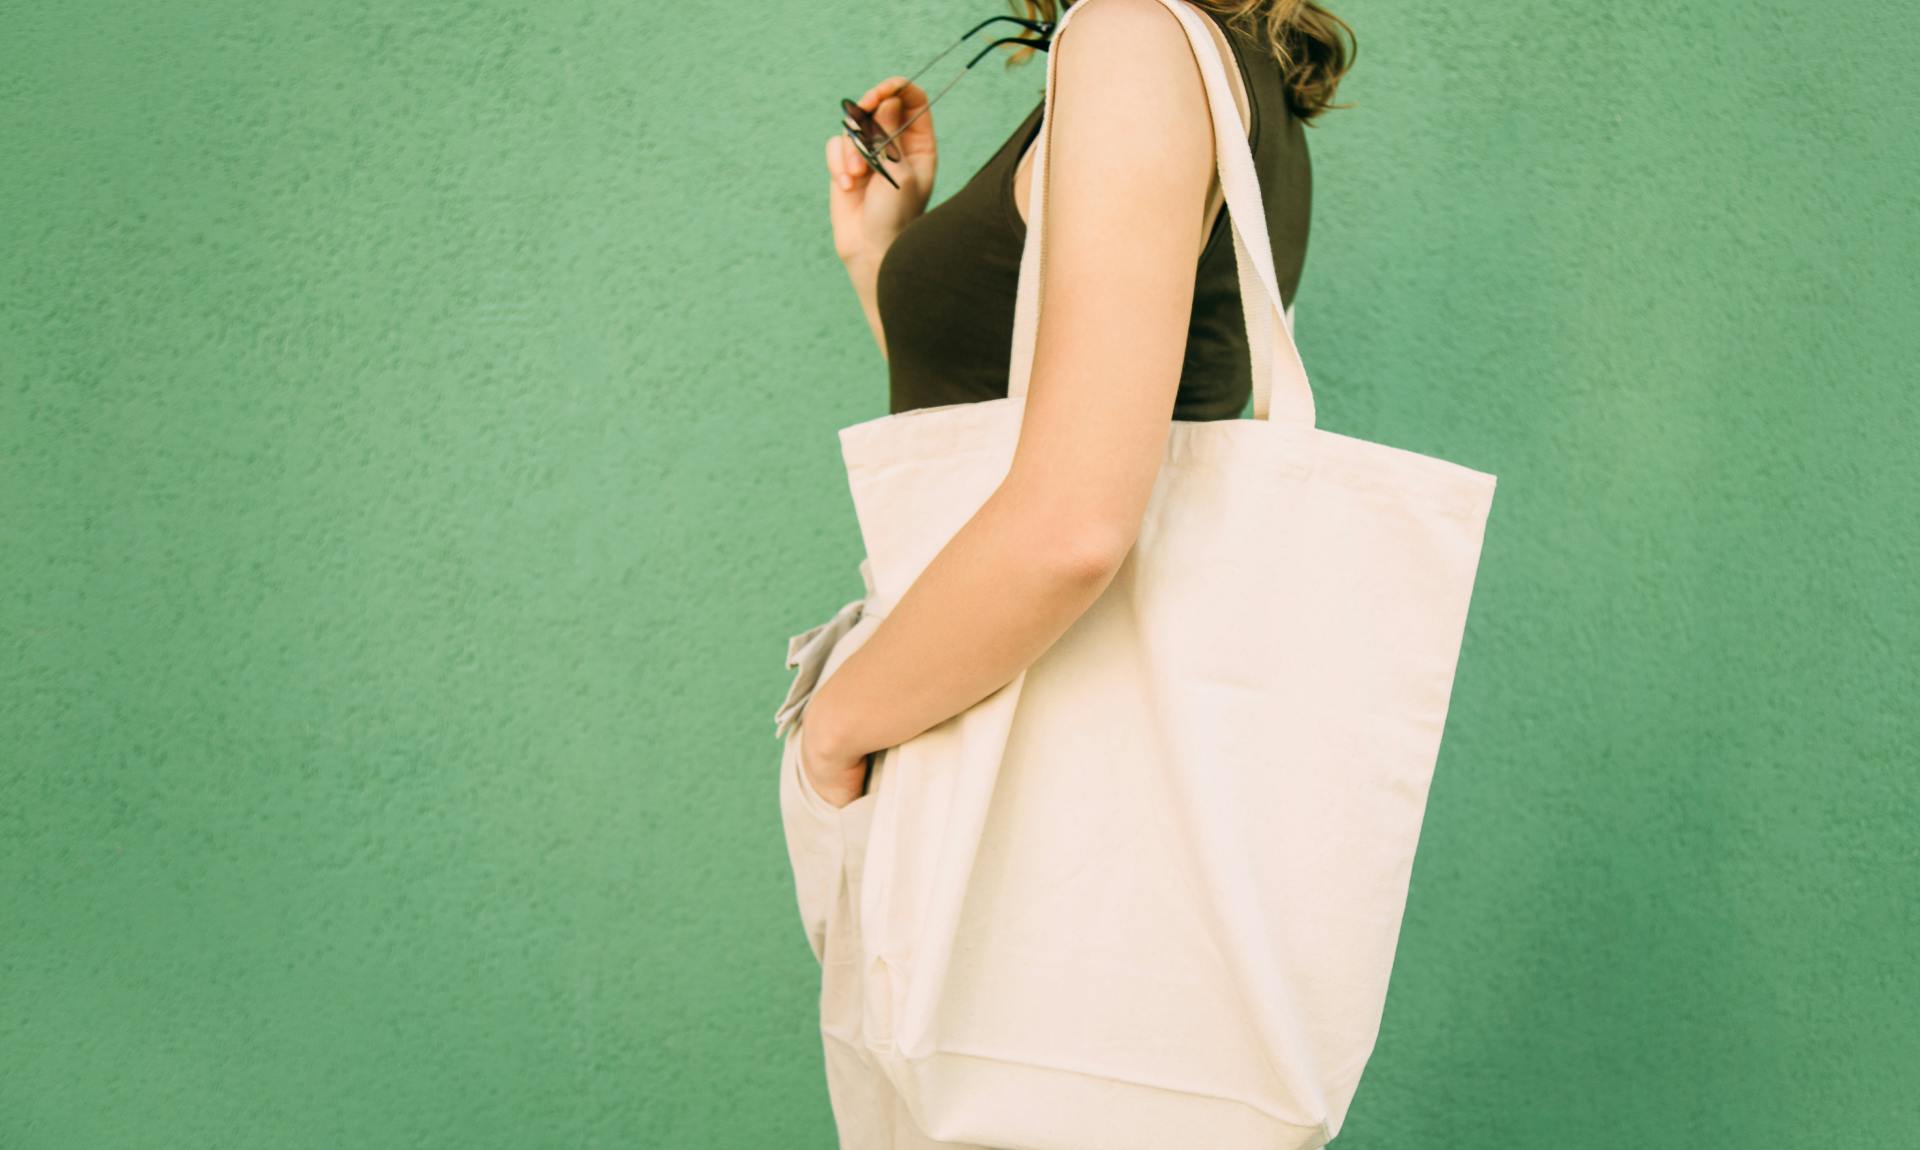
[992,472,1143,587]
[1033,518,1136,587]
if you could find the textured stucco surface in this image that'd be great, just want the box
[3,0,1916,1147]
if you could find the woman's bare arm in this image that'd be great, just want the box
[801,0,1217,788]
[840,254,890,362]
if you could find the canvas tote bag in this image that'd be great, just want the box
[779,1,1498,1146]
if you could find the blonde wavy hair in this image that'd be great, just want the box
[1006,0,1355,122]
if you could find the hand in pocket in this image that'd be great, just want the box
[800,722,874,810]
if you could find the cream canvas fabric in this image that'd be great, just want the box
[775,2,1499,1147]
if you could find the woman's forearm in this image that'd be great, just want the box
[801,477,1126,765]
[843,255,890,361]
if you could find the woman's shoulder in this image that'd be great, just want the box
[1044,0,1221,146]
[1055,0,1209,57]
[1055,0,1291,135]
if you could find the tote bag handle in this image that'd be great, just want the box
[1005,0,1315,428]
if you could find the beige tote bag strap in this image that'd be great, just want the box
[1005,0,1315,428]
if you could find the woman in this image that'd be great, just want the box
[787,0,1354,1144]
[808,0,1347,804]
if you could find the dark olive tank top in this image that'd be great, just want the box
[875,7,1311,420]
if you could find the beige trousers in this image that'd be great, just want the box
[776,565,997,1150]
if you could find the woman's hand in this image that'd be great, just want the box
[825,76,938,272]
[799,716,873,810]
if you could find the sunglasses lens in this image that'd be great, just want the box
[840,99,877,141]
[841,98,903,162]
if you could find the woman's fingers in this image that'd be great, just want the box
[833,75,936,202]
[856,75,910,110]
[832,135,851,187]
[846,138,870,186]
[872,95,905,159]
[856,77,929,124]
[856,76,932,164]
[889,79,931,120]
[825,136,846,191]
[824,135,866,192]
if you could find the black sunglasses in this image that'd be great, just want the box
[840,14,1056,190]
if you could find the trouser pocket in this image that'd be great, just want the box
[774,570,885,965]
[778,719,880,964]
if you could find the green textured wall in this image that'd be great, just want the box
[3,0,1914,1146]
